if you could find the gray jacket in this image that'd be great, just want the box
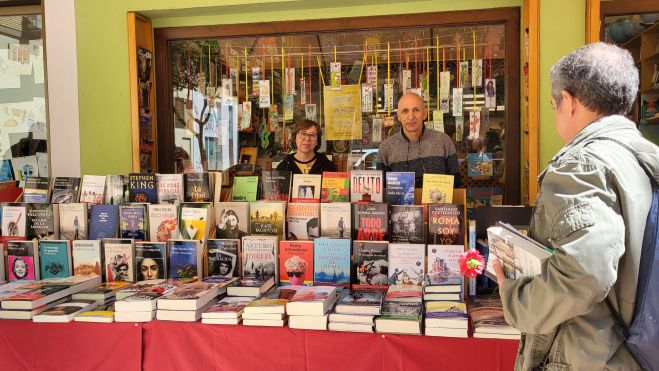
[500,115,659,370]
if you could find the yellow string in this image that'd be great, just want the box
[244,47,248,99]
[387,42,390,116]
[436,36,440,110]
[316,56,326,87]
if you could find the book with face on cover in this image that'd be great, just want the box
[8,240,39,281]
[279,241,313,286]
[389,205,425,244]
[103,239,135,283]
[351,241,388,290]
[215,202,249,240]
[206,239,240,278]
[135,242,167,281]
[286,203,319,240]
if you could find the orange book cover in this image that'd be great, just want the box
[278,241,313,286]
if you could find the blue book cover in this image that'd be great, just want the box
[119,204,148,241]
[385,172,415,205]
[128,173,157,203]
[39,240,71,278]
[313,238,351,287]
[88,204,119,240]
[467,152,494,177]
[167,241,200,281]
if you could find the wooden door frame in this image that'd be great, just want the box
[599,0,659,40]
[154,7,521,204]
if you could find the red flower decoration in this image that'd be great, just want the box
[459,250,485,278]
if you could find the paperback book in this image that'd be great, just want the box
[167,240,202,282]
[320,172,350,202]
[58,203,87,240]
[206,239,240,278]
[241,235,278,281]
[231,176,258,201]
[88,204,119,240]
[71,240,102,277]
[260,170,291,201]
[421,174,454,204]
[389,205,425,244]
[385,172,415,205]
[8,240,39,281]
[286,203,319,240]
[156,173,184,204]
[350,170,383,202]
[104,175,128,205]
[387,243,425,287]
[334,289,383,315]
[128,173,157,203]
[352,241,389,290]
[184,172,211,202]
[148,204,179,242]
[313,238,351,287]
[179,202,211,241]
[119,203,148,241]
[50,177,80,204]
[320,202,351,238]
[352,203,388,241]
[104,240,135,282]
[428,204,464,245]
[215,202,249,240]
[26,203,58,240]
[291,174,322,202]
[2,203,27,238]
[279,241,313,286]
[39,240,72,279]
[79,175,106,204]
[22,176,51,203]
[485,222,552,281]
[249,201,285,238]
[135,242,167,280]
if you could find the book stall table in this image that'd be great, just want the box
[0,320,143,370]
[143,320,519,371]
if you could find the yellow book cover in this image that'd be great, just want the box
[421,174,454,204]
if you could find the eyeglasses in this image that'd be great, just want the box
[287,271,303,278]
[298,131,317,141]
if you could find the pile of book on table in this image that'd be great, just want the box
[328,289,383,333]
[156,277,237,322]
[286,285,338,330]
[375,284,423,335]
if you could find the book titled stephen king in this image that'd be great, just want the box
[39,240,72,279]
[320,172,350,202]
[286,203,320,240]
[352,203,388,241]
[2,203,27,238]
[260,170,292,201]
[58,203,87,240]
[119,204,148,241]
[385,172,415,205]
[7,240,40,281]
[26,203,59,240]
[249,201,286,238]
[215,202,249,240]
[167,240,203,282]
[206,239,240,278]
[104,175,128,205]
[179,202,211,242]
[71,240,102,277]
[352,241,388,290]
[135,242,167,281]
[88,204,119,240]
[291,174,322,203]
[104,240,135,282]
[313,238,351,288]
[389,205,425,244]
[387,243,425,287]
[350,170,383,202]
[156,173,184,204]
[79,175,106,204]
[241,235,278,281]
[278,240,313,286]
[148,204,179,242]
[320,202,351,238]
[22,176,51,203]
[428,204,465,245]
[50,177,80,203]
[421,174,454,204]
[231,176,258,202]
[184,172,211,202]
[128,173,157,203]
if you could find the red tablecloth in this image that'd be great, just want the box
[143,321,518,371]
[0,320,143,371]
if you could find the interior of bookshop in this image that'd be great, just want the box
[0,1,659,370]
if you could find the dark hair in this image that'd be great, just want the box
[289,119,322,152]
[224,209,240,224]
[136,257,164,281]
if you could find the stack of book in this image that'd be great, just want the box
[375,299,423,335]
[424,301,468,337]
[328,289,382,333]
[286,286,338,330]
[33,299,99,323]
[226,276,275,297]
[241,288,295,327]
[424,244,465,302]
[385,284,423,303]
[70,281,131,305]
[156,277,236,322]
[74,303,117,323]
[114,279,181,322]
[201,296,254,325]
[469,294,521,340]
[114,280,165,301]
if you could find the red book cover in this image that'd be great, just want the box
[278,241,313,286]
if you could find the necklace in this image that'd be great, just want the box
[294,154,317,164]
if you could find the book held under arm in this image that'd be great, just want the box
[485,222,552,281]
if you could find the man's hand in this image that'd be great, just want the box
[492,259,506,289]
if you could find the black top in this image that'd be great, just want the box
[276,153,336,175]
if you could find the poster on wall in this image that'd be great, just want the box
[323,85,361,140]
[0,49,21,89]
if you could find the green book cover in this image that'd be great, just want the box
[39,241,71,278]
[232,176,258,202]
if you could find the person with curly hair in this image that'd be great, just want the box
[284,255,308,285]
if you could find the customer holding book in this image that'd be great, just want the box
[276,119,335,175]
[493,43,659,370]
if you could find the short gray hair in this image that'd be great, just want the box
[550,42,638,116]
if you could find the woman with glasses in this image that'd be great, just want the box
[276,119,336,174]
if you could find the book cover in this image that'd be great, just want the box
[39,240,71,279]
[467,152,494,177]
[421,174,454,204]
[241,235,278,280]
[313,238,351,287]
[135,242,167,280]
[390,205,425,244]
[350,170,383,202]
[128,173,157,203]
[203,296,253,316]
[379,300,423,321]
[425,301,468,321]
[336,289,383,308]
[58,203,87,240]
[485,223,551,280]
[7,240,38,281]
[352,241,388,290]
[88,204,119,240]
[184,172,211,202]
[278,240,313,286]
[319,202,351,238]
[249,201,285,238]
[320,171,350,202]
[207,239,240,278]
[286,203,319,240]
[469,294,519,334]
[51,177,80,204]
[71,240,102,277]
[119,204,148,241]
[352,202,388,241]
[260,170,292,201]
[179,203,210,241]
[426,244,464,287]
[104,241,135,282]
[148,204,179,242]
[79,175,106,204]
[385,172,415,205]
[231,176,258,202]
[290,174,322,203]
[2,204,27,238]
[215,202,249,240]
[104,175,128,205]
[156,173,184,204]
[428,204,464,245]
[23,176,51,203]
[26,203,58,240]
[167,240,201,281]
[387,243,425,286]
